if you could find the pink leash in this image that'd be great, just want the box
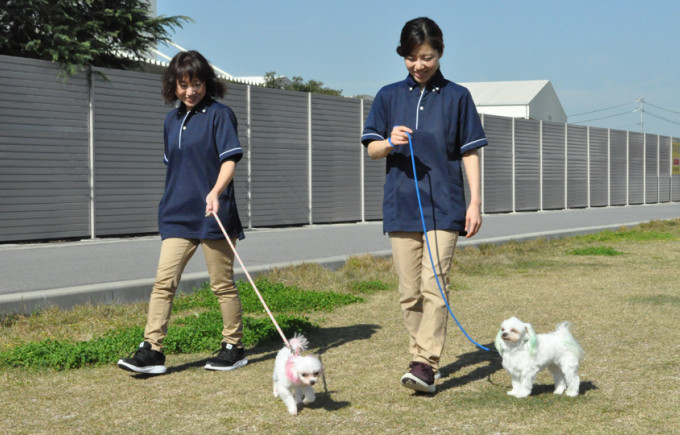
[206,211,291,349]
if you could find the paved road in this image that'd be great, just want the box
[1,203,679,313]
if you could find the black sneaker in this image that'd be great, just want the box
[204,342,248,371]
[401,361,436,393]
[117,341,167,375]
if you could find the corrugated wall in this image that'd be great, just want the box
[567,125,588,208]
[92,68,167,236]
[610,130,628,206]
[659,136,671,202]
[362,100,384,220]
[514,118,540,211]
[249,87,309,226]
[1,54,678,243]
[542,121,566,209]
[0,56,90,242]
[645,134,659,203]
[628,132,645,204]
[589,127,609,207]
[482,115,513,212]
[311,94,362,223]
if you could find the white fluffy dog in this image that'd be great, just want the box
[495,316,584,398]
[272,334,323,415]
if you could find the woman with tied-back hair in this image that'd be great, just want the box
[118,50,248,375]
[361,17,488,393]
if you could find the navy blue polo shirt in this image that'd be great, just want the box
[158,97,245,240]
[361,70,487,235]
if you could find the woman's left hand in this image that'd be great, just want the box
[464,202,482,238]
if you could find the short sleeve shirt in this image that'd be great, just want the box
[158,98,245,240]
[361,70,488,235]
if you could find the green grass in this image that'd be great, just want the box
[2,220,680,433]
[0,278,373,370]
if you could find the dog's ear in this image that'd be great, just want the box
[494,328,504,356]
[525,323,538,355]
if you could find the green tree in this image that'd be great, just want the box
[263,70,342,96]
[0,0,190,76]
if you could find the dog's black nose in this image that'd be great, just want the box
[309,380,316,385]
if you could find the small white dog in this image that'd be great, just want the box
[272,334,324,415]
[495,316,584,398]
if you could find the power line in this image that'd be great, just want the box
[567,101,635,118]
[646,110,680,127]
[572,110,634,123]
[645,101,680,115]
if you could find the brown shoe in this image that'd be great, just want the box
[400,361,436,393]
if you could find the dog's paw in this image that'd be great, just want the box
[287,405,298,415]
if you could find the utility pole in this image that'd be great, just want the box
[634,95,645,133]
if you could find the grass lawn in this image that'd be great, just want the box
[1,220,679,433]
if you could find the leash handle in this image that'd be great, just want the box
[405,132,490,352]
[207,211,291,349]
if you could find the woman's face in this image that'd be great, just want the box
[175,74,206,110]
[404,43,441,88]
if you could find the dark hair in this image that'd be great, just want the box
[161,50,226,104]
[396,17,444,57]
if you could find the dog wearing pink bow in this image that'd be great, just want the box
[272,334,324,415]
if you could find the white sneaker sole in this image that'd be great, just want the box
[401,373,436,393]
[117,359,167,375]
[204,358,248,371]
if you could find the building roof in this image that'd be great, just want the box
[458,80,552,106]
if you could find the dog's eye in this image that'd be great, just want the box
[301,373,309,378]
[313,372,319,376]
[511,329,518,334]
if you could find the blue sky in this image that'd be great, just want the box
[156,0,680,138]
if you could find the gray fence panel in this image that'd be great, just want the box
[541,121,565,210]
[628,132,644,204]
[645,134,659,203]
[514,118,540,211]
[362,99,384,220]
[609,129,628,206]
[673,139,680,201]
[659,136,671,202]
[567,125,588,208]
[250,87,309,226]
[219,84,250,228]
[589,127,609,207]
[0,55,90,242]
[311,94,362,223]
[92,68,167,235]
[482,115,513,213]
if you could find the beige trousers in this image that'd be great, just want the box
[144,237,243,351]
[390,230,459,371]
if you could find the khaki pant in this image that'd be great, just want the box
[144,238,243,351]
[390,230,458,371]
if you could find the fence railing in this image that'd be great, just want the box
[0,54,677,243]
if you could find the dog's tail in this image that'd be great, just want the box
[288,333,309,355]
[555,321,584,361]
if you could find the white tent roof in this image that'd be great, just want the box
[458,80,552,106]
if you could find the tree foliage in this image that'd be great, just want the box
[263,70,342,96]
[0,0,190,76]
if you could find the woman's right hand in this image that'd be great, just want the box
[389,126,414,146]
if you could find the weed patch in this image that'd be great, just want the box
[568,246,622,256]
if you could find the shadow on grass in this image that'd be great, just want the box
[131,323,381,379]
[530,380,598,397]
[437,342,503,392]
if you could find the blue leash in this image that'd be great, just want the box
[405,132,490,352]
